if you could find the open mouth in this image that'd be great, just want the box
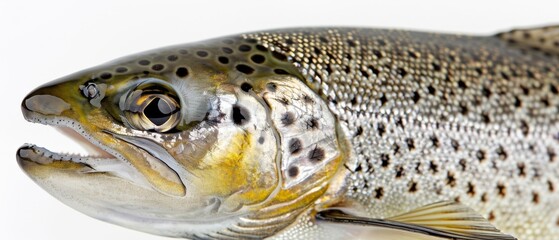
[16,110,142,183]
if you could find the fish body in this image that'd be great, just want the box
[16,26,559,240]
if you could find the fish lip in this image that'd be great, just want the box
[17,109,123,174]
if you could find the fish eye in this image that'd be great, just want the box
[122,84,181,133]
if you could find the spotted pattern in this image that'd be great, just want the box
[244,27,559,239]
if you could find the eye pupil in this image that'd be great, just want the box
[143,97,176,126]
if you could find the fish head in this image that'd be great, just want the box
[17,38,346,238]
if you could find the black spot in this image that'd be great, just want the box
[347,39,356,47]
[427,85,436,95]
[459,159,467,171]
[115,67,128,73]
[429,161,438,173]
[458,80,468,89]
[274,69,289,75]
[521,85,530,95]
[250,54,266,64]
[99,72,112,80]
[541,97,550,107]
[175,67,189,78]
[138,59,150,66]
[280,112,295,126]
[482,87,492,98]
[306,118,319,129]
[496,146,507,160]
[355,126,364,136]
[451,139,460,151]
[308,147,325,162]
[232,105,249,125]
[319,36,328,43]
[406,138,415,150]
[548,148,556,162]
[550,84,559,94]
[372,49,382,58]
[447,172,456,187]
[514,96,522,108]
[379,95,388,106]
[408,51,418,58]
[258,137,265,144]
[167,55,178,61]
[475,68,483,75]
[411,91,421,103]
[288,166,299,177]
[272,51,288,61]
[374,187,384,199]
[377,123,385,137]
[396,68,407,77]
[222,47,234,54]
[360,69,369,78]
[395,165,405,178]
[518,162,526,177]
[500,72,510,80]
[343,65,351,74]
[240,83,252,92]
[460,103,469,115]
[548,180,555,192]
[313,47,321,55]
[432,63,442,71]
[527,70,536,79]
[376,39,386,46]
[481,193,488,203]
[467,182,476,196]
[476,150,486,162]
[497,182,506,197]
[238,45,251,52]
[218,56,229,64]
[408,181,418,193]
[481,113,490,123]
[285,38,294,45]
[430,135,440,148]
[244,38,258,44]
[236,64,255,74]
[368,65,380,75]
[380,154,390,168]
[151,64,164,71]
[520,120,529,136]
[289,138,302,155]
[533,192,540,204]
[395,117,404,129]
[196,51,209,57]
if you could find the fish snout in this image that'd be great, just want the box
[21,89,72,119]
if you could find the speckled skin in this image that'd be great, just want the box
[243,28,559,239]
[18,26,559,240]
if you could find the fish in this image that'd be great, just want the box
[15,25,559,240]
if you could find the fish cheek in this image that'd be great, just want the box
[189,131,278,211]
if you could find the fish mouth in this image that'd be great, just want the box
[16,109,148,188]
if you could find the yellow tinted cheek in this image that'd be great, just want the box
[191,132,277,205]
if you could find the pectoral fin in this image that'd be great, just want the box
[316,201,516,240]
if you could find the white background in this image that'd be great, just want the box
[0,0,557,239]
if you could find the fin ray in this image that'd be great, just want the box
[317,201,516,240]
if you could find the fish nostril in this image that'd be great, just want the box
[23,94,71,116]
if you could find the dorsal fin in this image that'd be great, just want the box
[316,201,516,240]
[496,25,559,55]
